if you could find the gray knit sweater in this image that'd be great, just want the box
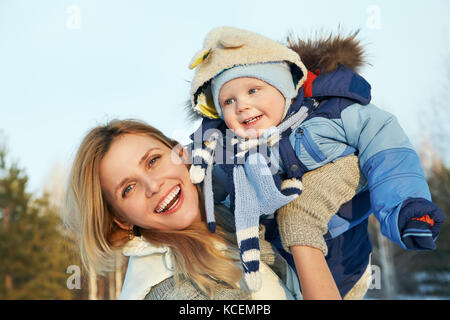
[144,205,292,300]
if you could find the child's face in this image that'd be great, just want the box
[219,77,285,139]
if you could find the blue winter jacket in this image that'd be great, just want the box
[211,65,445,296]
[214,65,443,249]
[289,70,438,250]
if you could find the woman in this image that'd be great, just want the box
[62,119,341,300]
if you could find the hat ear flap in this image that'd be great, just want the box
[194,90,220,119]
[289,63,307,93]
[219,34,246,49]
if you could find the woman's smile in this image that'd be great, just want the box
[154,184,182,214]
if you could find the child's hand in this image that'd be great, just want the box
[398,198,446,250]
[291,246,341,300]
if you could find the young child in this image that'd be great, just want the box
[186,26,445,297]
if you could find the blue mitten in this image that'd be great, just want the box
[398,198,446,250]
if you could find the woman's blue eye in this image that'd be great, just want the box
[122,185,134,198]
[147,155,160,168]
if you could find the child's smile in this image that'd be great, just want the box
[242,114,263,126]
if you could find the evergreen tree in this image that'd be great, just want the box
[0,143,30,297]
[0,143,79,299]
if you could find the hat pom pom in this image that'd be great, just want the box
[190,165,206,184]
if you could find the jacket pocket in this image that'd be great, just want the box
[294,127,327,162]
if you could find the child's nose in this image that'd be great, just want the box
[236,100,251,113]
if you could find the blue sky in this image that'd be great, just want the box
[1,0,450,194]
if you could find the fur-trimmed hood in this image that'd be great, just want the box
[185,29,368,121]
[286,30,368,75]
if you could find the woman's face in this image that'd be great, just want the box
[99,133,201,231]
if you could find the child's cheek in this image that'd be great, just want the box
[223,113,237,131]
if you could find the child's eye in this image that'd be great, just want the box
[249,88,258,94]
[122,184,135,198]
[223,98,235,106]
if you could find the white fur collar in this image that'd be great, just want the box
[119,235,301,300]
[122,236,170,257]
[120,236,174,300]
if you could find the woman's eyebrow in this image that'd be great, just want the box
[138,147,160,166]
[114,147,161,199]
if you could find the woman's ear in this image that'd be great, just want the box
[112,217,132,231]
[179,146,189,163]
[171,144,190,165]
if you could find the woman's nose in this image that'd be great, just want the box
[144,176,163,197]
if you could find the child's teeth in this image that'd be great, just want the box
[245,116,260,124]
[246,119,253,124]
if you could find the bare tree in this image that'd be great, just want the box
[419,54,450,166]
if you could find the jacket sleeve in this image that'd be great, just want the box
[339,103,445,250]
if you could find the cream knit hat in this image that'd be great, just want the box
[189,26,308,119]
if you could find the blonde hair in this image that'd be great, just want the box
[62,119,242,297]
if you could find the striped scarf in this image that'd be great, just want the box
[189,96,316,292]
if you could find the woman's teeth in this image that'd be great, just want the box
[243,115,262,124]
[155,185,181,213]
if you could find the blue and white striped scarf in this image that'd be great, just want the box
[189,97,316,292]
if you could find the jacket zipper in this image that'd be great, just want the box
[295,127,326,162]
[294,131,302,157]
